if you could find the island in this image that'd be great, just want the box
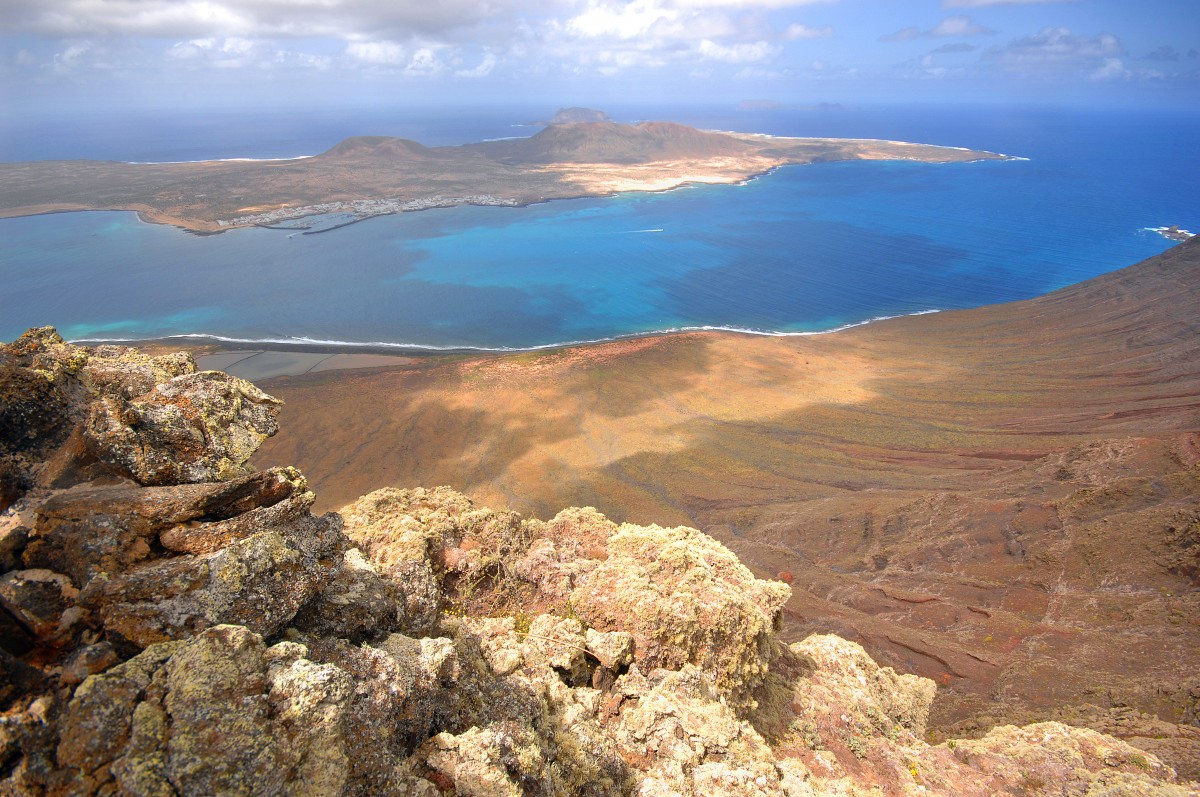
[0,117,1010,233]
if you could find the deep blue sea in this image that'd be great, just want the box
[1,104,1196,349]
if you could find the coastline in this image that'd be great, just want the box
[0,127,1012,234]
[234,236,1200,769]
[0,162,789,235]
[69,309,949,378]
[0,149,1017,236]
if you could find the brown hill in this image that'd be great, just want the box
[252,237,1200,775]
[547,106,612,124]
[469,120,757,164]
[317,135,440,160]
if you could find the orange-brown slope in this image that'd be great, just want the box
[253,236,1200,774]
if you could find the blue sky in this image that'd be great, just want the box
[2,0,1198,112]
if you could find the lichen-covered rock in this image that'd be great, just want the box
[0,692,72,795]
[0,328,86,511]
[1,329,280,509]
[615,666,790,797]
[60,642,121,686]
[80,345,195,401]
[1,326,85,370]
[339,486,494,568]
[926,722,1196,797]
[0,513,29,571]
[0,364,72,457]
[339,486,535,616]
[571,523,791,712]
[341,490,790,712]
[424,727,527,797]
[57,639,185,791]
[24,466,307,587]
[78,502,341,648]
[84,370,281,486]
[0,568,82,646]
[522,614,592,686]
[61,626,322,795]
[510,506,615,601]
[789,633,936,742]
[57,625,447,797]
[159,480,314,556]
[291,547,405,641]
[587,628,635,670]
[416,668,630,797]
[462,615,528,676]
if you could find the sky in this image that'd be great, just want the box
[2,0,1199,113]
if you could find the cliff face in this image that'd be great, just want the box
[1,328,1196,795]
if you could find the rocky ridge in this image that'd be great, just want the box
[1,327,1196,795]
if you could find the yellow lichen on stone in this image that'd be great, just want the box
[571,522,790,712]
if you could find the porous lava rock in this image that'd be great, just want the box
[83,368,281,486]
[1,328,1196,796]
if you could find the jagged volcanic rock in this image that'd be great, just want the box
[0,330,1196,796]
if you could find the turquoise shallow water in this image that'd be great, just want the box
[1,105,1196,349]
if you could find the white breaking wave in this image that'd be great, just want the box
[124,155,314,165]
[68,310,944,353]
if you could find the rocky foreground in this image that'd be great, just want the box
[1,328,1196,796]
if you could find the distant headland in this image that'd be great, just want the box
[0,112,1012,234]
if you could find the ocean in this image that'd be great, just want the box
[1,104,1196,350]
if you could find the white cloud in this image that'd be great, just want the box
[882,15,992,41]
[929,42,977,54]
[675,0,834,6]
[346,41,407,65]
[929,15,992,37]
[565,0,736,42]
[54,43,93,68]
[345,40,449,74]
[162,36,328,70]
[733,66,784,79]
[455,52,497,77]
[404,47,443,75]
[881,27,922,43]
[566,0,676,39]
[3,0,846,82]
[2,0,547,40]
[985,26,1123,75]
[549,0,800,74]
[697,39,778,63]
[785,23,833,40]
[944,0,1076,6]
[1090,57,1129,81]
